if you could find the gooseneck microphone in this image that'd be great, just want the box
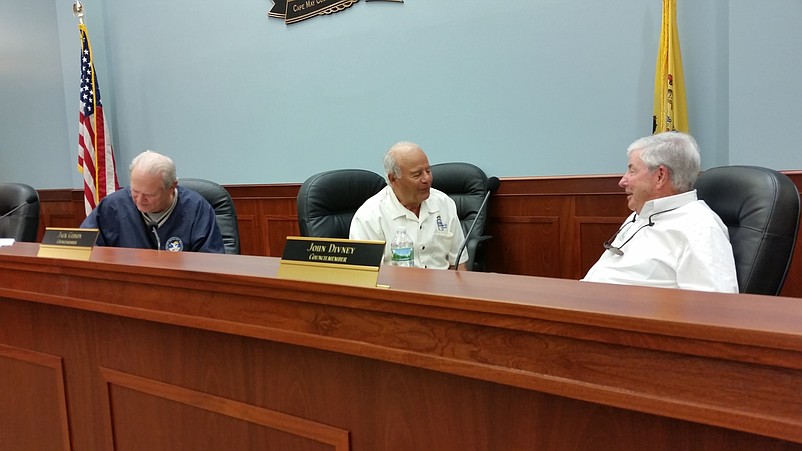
[453,176,500,270]
[146,220,161,250]
[0,201,30,222]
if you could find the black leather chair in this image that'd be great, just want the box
[0,183,40,242]
[695,165,800,295]
[297,169,386,238]
[180,178,240,254]
[430,162,493,271]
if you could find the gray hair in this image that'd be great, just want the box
[129,150,177,189]
[383,141,422,179]
[627,132,701,192]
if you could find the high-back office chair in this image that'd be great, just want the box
[695,165,800,295]
[430,162,494,271]
[297,169,386,238]
[180,178,241,255]
[0,183,40,242]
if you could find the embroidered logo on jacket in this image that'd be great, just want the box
[166,237,184,252]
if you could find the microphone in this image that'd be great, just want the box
[146,220,161,250]
[0,201,29,222]
[453,176,500,270]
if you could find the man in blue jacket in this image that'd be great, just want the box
[81,150,224,253]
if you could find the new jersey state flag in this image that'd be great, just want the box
[653,0,688,133]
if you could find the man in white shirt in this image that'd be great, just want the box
[349,141,468,270]
[582,132,738,292]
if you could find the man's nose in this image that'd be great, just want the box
[421,172,432,185]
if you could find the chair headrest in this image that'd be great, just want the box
[179,178,240,254]
[297,169,386,238]
[695,165,801,295]
[0,182,39,212]
[430,162,488,197]
[0,182,40,242]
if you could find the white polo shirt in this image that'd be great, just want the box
[582,190,738,293]
[349,186,468,269]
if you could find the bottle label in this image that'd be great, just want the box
[392,247,413,262]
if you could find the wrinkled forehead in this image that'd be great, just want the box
[398,149,430,172]
[130,168,166,192]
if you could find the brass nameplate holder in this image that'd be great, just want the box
[278,236,385,288]
[38,228,99,261]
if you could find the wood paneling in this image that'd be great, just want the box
[101,368,349,451]
[0,344,71,451]
[2,244,802,450]
[32,172,802,297]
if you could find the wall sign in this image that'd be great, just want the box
[269,0,402,25]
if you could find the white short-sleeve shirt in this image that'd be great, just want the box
[349,186,468,269]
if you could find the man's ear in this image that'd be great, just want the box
[655,165,669,188]
[387,173,397,183]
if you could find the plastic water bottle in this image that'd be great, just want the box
[390,226,414,267]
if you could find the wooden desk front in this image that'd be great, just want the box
[1,243,801,451]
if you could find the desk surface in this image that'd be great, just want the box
[2,242,802,449]
[4,241,802,347]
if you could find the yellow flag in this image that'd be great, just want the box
[653,0,688,133]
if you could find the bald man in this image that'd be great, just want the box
[349,141,467,269]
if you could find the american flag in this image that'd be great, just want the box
[78,23,119,215]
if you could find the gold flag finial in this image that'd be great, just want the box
[72,1,85,24]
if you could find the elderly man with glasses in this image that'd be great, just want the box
[582,132,738,292]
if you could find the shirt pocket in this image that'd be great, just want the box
[434,230,454,238]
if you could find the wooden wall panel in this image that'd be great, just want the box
[32,172,802,298]
[0,344,71,451]
[780,171,802,297]
[226,185,300,256]
[102,368,349,451]
[37,189,85,235]
[486,216,563,278]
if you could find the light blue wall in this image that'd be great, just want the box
[2,0,801,189]
[729,0,802,168]
[0,0,71,187]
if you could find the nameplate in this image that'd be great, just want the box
[278,236,385,288]
[37,228,99,261]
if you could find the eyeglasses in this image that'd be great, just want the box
[603,207,679,255]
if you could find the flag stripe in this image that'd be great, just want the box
[78,23,119,215]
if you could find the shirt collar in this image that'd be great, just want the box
[386,187,437,220]
[639,189,697,218]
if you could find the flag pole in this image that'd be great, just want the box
[72,1,84,25]
[74,0,120,214]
